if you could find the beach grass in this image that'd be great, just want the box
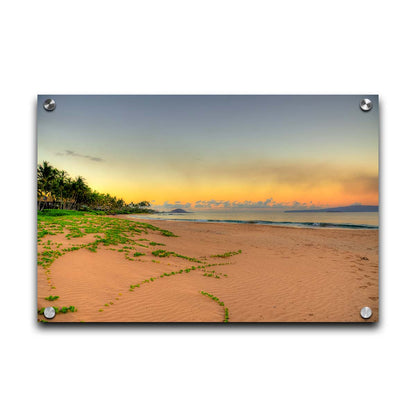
[37,211,179,269]
[38,211,243,322]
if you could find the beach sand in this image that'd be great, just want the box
[37,216,378,322]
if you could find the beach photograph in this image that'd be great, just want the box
[37,95,379,323]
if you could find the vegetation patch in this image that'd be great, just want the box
[211,250,242,258]
[159,230,177,237]
[151,249,201,263]
[203,272,221,279]
[44,295,59,301]
[38,209,88,217]
[37,213,181,268]
[200,291,230,323]
[37,249,62,267]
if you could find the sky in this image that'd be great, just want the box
[37,95,379,211]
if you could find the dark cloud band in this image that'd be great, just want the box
[56,150,104,162]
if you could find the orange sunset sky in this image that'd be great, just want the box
[38,95,379,211]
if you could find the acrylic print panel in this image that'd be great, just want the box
[37,95,379,323]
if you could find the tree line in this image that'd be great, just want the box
[37,161,152,213]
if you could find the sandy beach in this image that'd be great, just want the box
[37,215,378,322]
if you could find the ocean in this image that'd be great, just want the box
[132,209,378,230]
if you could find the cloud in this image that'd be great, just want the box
[341,174,378,194]
[212,161,378,192]
[154,198,330,211]
[56,150,104,162]
[158,157,378,195]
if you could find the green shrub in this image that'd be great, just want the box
[44,295,59,301]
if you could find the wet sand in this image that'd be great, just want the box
[37,217,378,322]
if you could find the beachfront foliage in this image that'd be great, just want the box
[37,161,152,214]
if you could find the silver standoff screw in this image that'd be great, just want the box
[360,98,372,112]
[360,306,372,319]
[43,306,56,319]
[43,98,56,112]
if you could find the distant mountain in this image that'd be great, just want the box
[169,208,190,213]
[284,205,378,213]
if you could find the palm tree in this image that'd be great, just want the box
[37,161,58,210]
[37,161,152,213]
[70,176,90,209]
[53,170,69,209]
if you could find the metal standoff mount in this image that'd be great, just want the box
[43,306,56,319]
[360,98,372,112]
[360,306,372,319]
[43,98,56,112]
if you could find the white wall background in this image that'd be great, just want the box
[1,1,414,415]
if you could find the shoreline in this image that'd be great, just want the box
[125,214,379,230]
